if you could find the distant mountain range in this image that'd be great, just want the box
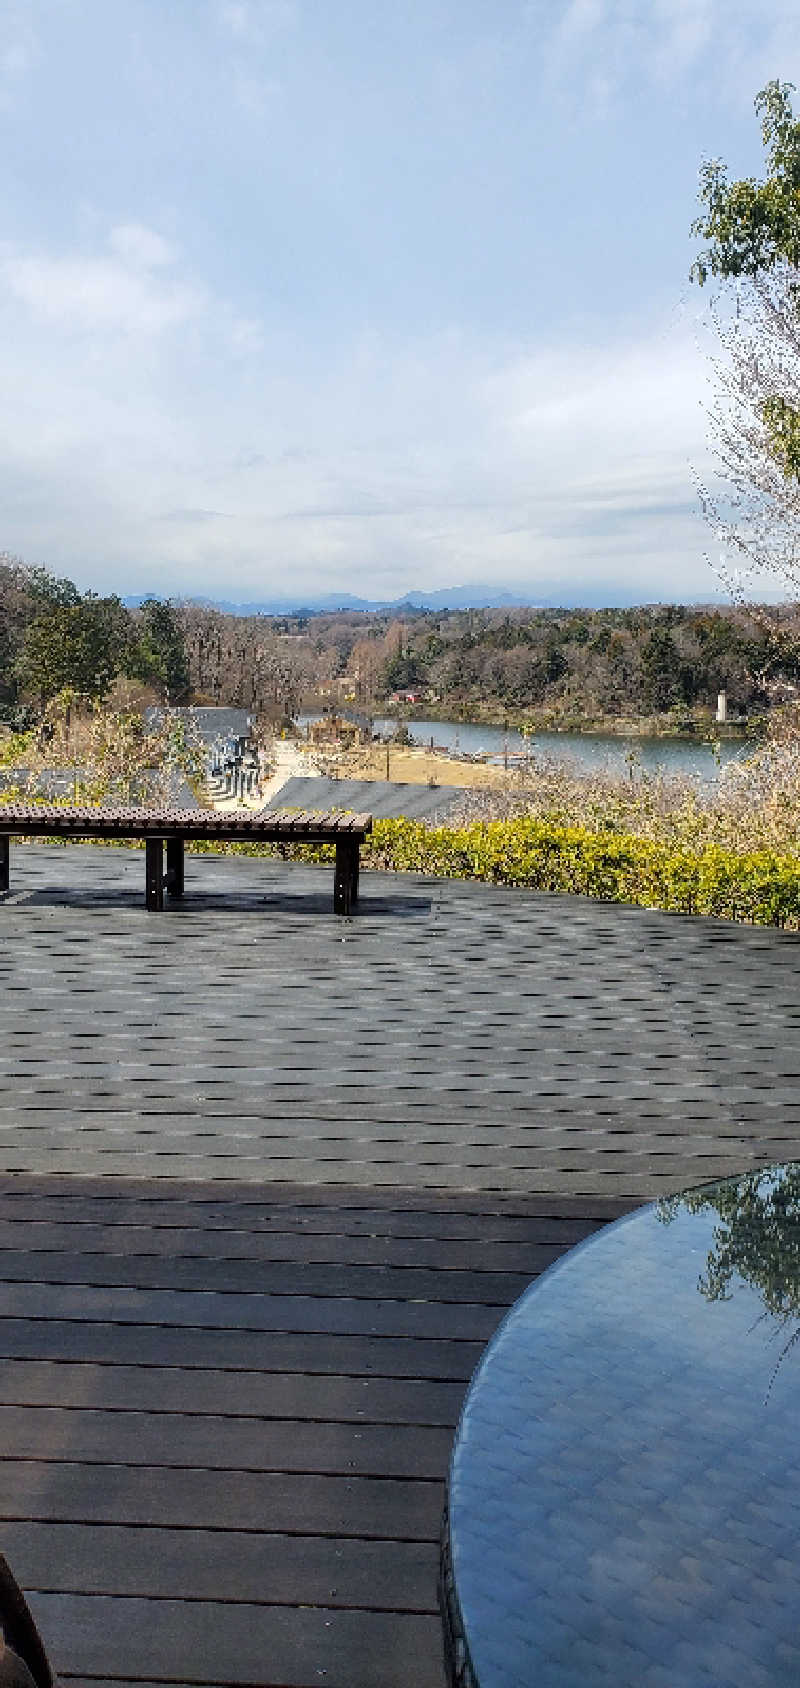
[123,581,693,614]
[123,584,539,613]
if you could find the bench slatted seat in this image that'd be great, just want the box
[0,806,372,916]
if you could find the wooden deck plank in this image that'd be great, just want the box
[0,1320,488,1379]
[0,1461,443,1538]
[0,1522,440,1611]
[0,1171,640,1215]
[0,1146,702,1190]
[0,1248,539,1303]
[29,1594,443,1688]
[59,1681,279,1687]
[0,1216,602,1266]
[0,1282,506,1340]
[0,1361,465,1424]
[0,1404,453,1478]
[58,1680,237,1687]
[0,1190,624,1232]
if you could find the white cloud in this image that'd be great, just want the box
[557,0,607,46]
[218,1,250,36]
[0,239,200,338]
[539,0,800,109]
[216,0,296,43]
[109,224,176,270]
[0,227,263,366]
[0,219,714,601]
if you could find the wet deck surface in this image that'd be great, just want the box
[1,844,798,1686]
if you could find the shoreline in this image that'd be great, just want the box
[390,708,754,743]
[303,700,755,743]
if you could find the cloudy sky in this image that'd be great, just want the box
[1,0,798,606]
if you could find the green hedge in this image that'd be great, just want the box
[361,818,800,927]
[6,808,800,926]
[189,816,800,927]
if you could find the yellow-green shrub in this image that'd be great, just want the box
[205,817,800,927]
[7,812,800,927]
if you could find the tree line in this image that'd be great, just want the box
[341,602,791,719]
[0,555,189,721]
[0,552,792,727]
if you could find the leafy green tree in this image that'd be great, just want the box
[383,648,423,691]
[691,81,800,632]
[0,554,38,706]
[126,599,189,702]
[692,80,800,284]
[24,567,84,608]
[639,625,682,710]
[16,593,128,705]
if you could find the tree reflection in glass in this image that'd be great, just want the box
[659,1161,800,1388]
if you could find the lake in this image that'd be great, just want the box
[300,714,751,782]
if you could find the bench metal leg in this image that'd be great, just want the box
[166,836,184,897]
[334,839,359,916]
[145,838,164,911]
[0,836,8,895]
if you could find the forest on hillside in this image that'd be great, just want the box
[1,552,796,729]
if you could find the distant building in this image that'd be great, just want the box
[334,675,358,700]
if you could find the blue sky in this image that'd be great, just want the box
[1,0,798,605]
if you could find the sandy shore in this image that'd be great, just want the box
[334,742,512,789]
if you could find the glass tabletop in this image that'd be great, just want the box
[445,1163,800,1688]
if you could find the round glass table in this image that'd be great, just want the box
[442,1164,800,1688]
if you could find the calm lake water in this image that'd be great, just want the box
[300,713,751,782]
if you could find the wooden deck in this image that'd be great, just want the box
[1,845,799,1686]
[0,1175,630,1688]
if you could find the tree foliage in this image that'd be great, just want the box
[16,594,128,704]
[659,1164,800,1389]
[126,598,189,701]
[692,82,800,646]
[691,80,800,284]
[0,556,788,728]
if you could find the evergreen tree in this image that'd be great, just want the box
[127,599,189,701]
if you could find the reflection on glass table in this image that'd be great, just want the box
[442,1163,800,1688]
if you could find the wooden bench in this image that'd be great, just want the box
[0,805,372,916]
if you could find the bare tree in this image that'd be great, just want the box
[696,269,800,604]
[692,79,800,686]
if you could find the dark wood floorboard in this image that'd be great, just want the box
[0,1248,543,1301]
[2,847,799,1684]
[29,1595,444,1688]
[0,1175,615,1687]
[1,1522,439,1610]
[0,1360,465,1422]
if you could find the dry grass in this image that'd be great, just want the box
[0,692,205,806]
[323,741,511,789]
